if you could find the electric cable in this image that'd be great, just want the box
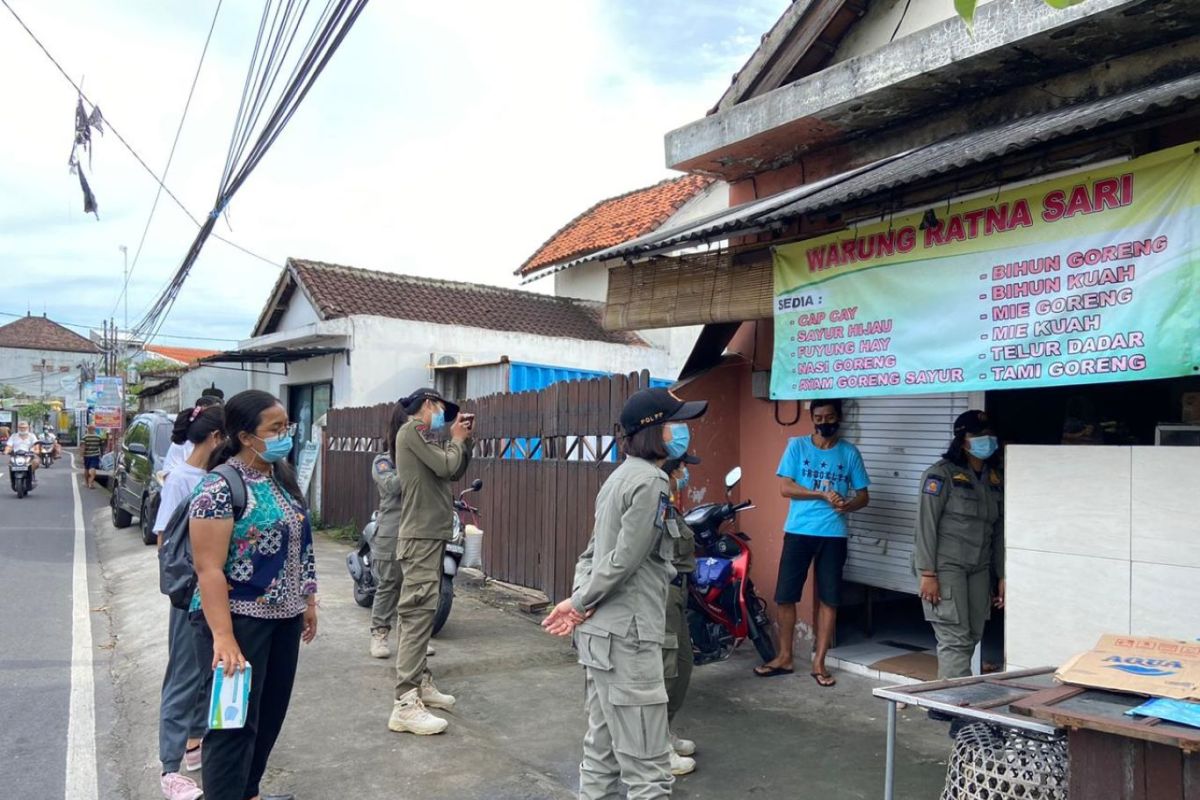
[111,0,224,320]
[0,310,243,342]
[1,0,282,270]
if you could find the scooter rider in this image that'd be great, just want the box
[5,421,41,483]
[543,387,708,800]
[661,452,700,777]
[387,388,472,737]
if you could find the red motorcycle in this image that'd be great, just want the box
[684,467,776,666]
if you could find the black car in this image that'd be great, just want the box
[111,411,173,545]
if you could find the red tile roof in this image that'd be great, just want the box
[518,174,715,276]
[144,345,220,365]
[287,259,646,346]
[0,314,99,354]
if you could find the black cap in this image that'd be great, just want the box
[402,388,460,423]
[619,388,707,436]
[954,410,991,436]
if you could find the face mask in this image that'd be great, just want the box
[676,467,690,492]
[429,408,446,430]
[815,422,840,439]
[255,433,293,463]
[665,423,690,459]
[967,435,998,460]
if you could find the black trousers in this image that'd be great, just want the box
[197,613,303,800]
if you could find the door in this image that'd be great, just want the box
[288,382,332,464]
[841,393,972,594]
[120,419,152,509]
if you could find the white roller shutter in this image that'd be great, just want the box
[841,394,972,594]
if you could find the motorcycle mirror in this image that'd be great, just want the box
[470,478,483,492]
[724,466,742,491]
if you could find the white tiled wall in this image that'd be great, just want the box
[1006,446,1200,669]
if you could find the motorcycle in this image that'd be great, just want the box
[684,466,776,666]
[347,478,484,637]
[8,449,35,498]
[38,438,55,468]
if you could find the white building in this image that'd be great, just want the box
[0,313,101,410]
[134,345,250,414]
[516,174,728,378]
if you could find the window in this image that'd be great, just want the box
[287,382,332,464]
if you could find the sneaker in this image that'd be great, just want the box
[427,641,436,657]
[369,630,390,659]
[160,772,203,800]
[388,689,449,735]
[669,750,696,776]
[419,674,456,709]
[670,731,696,757]
[183,744,202,772]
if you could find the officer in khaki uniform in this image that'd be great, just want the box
[542,388,707,800]
[661,453,699,775]
[914,410,1006,679]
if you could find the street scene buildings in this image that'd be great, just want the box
[2,1,1199,799]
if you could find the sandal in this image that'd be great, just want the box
[754,665,795,677]
[811,671,837,687]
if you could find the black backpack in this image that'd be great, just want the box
[158,463,248,610]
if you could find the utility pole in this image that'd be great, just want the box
[119,244,129,332]
[39,358,46,399]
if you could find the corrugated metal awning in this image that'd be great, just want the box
[576,73,1200,267]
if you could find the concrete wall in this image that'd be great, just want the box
[179,366,250,409]
[0,346,100,405]
[1005,445,1200,670]
[832,0,1001,64]
[554,262,608,303]
[248,314,671,409]
[274,293,321,330]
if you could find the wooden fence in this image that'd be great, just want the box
[321,371,655,601]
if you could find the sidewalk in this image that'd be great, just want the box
[95,517,952,799]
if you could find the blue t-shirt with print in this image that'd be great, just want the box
[777,436,870,537]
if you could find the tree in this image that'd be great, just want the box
[956,0,1086,27]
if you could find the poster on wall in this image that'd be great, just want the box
[297,441,319,497]
[93,409,123,429]
[771,142,1200,400]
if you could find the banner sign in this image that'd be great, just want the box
[93,409,123,429]
[771,142,1200,399]
[91,377,124,408]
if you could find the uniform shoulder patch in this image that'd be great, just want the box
[923,476,944,496]
[374,457,394,474]
[989,470,1003,487]
[654,492,669,531]
[951,472,973,487]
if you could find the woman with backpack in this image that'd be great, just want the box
[189,390,318,800]
[154,403,225,800]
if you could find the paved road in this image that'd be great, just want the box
[0,454,106,799]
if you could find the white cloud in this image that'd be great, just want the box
[0,0,785,343]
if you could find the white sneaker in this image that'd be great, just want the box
[369,630,390,659]
[160,772,203,800]
[670,731,696,757]
[427,641,436,657]
[669,750,696,776]
[388,689,449,735]
[419,674,456,709]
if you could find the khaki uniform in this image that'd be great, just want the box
[913,459,1005,679]
[392,420,471,700]
[662,502,696,722]
[369,454,403,633]
[572,457,678,800]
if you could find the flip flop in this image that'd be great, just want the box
[811,671,837,687]
[754,665,795,677]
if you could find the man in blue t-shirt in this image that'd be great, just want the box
[755,398,870,686]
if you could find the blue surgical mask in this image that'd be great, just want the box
[256,433,293,463]
[676,467,690,492]
[967,435,998,460]
[429,409,446,430]
[665,423,690,459]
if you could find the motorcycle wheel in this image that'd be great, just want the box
[353,581,375,608]
[746,590,776,664]
[16,478,27,499]
[431,574,454,636]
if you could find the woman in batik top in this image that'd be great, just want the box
[189,389,317,800]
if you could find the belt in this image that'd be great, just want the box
[670,574,687,588]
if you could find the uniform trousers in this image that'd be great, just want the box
[924,567,991,679]
[662,582,693,722]
[393,538,444,699]
[578,626,673,800]
[370,551,402,633]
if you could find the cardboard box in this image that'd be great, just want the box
[1056,635,1200,700]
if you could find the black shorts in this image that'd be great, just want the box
[774,534,848,607]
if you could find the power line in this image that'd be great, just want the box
[112,0,224,320]
[0,310,244,343]
[0,0,283,271]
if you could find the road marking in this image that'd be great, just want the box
[65,453,98,799]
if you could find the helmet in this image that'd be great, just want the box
[713,534,741,558]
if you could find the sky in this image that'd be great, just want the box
[0,0,786,347]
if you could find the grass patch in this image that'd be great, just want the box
[319,524,358,544]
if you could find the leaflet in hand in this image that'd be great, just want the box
[209,663,252,729]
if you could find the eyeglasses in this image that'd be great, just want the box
[258,422,297,439]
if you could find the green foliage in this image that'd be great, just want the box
[956,0,1087,27]
[18,400,53,426]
